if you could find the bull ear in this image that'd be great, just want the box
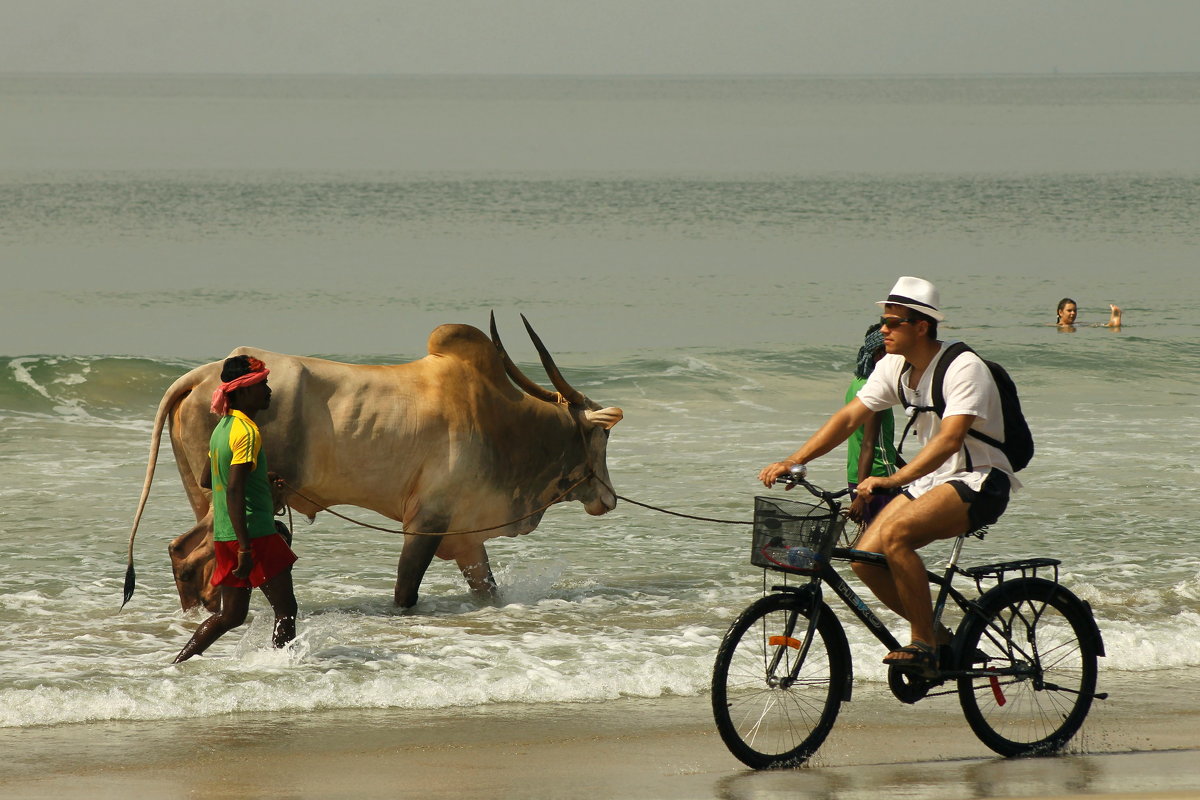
[490,311,560,403]
[521,314,589,406]
[585,407,623,430]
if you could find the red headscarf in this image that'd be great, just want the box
[210,357,270,416]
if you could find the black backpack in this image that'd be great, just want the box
[896,342,1034,472]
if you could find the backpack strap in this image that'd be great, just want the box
[894,342,971,463]
[936,342,1009,452]
[929,341,971,415]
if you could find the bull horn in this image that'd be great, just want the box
[490,311,560,403]
[521,314,589,406]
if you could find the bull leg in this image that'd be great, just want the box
[169,514,219,613]
[394,532,443,609]
[455,543,498,602]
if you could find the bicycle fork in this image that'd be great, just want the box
[765,587,822,689]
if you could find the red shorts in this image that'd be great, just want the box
[211,533,298,588]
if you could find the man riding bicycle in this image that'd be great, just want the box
[759,276,1020,676]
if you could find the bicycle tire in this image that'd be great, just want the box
[711,592,849,769]
[956,578,1100,756]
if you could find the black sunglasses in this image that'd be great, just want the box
[879,315,919,329]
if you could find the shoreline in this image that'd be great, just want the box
[3,671,1199,799]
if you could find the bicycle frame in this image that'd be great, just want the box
[762,471,1076,685]
[772,534,979,666]
[778,540,1095,694]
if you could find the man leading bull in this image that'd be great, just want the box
[173,355,299,663]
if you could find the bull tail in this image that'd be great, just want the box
[123,369,205,609]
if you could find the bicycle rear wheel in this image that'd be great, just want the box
[711,592,848,769]
[957,578,1100,756]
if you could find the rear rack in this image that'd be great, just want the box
[961,557,1060,592]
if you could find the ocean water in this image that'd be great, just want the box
[1,74,1198,729]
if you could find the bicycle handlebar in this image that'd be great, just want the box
[776,465,853,502]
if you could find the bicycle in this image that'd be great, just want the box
[710,465,1107,769]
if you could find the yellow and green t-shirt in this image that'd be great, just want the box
[209,410,277,543]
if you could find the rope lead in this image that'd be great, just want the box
[277,474,595,537]
[276,475,753,536]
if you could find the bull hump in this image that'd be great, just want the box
[427,324,505,371]
[428,324,488,355]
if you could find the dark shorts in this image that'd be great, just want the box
[948,469,1012,532]
[211,532,297,588]
[848,483,895,526]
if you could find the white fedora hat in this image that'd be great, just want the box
[876,276,945,322]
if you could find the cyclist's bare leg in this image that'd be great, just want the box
[851,496,913,620]
[852,483,970,660]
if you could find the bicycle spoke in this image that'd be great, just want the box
[712,594,846,768]
[958,580,1099,756]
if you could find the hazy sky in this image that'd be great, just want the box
[4,1,1198,76]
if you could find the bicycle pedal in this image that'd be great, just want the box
[942,644,990,665]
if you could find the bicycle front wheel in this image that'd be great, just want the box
[957,578,1100,756]
[711,592,848,769]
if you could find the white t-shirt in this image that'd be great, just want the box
[856,341,1022,495]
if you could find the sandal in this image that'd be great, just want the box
[883,641,939,678]
[934,624,989,665]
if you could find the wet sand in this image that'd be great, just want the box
[2,670,1198,799]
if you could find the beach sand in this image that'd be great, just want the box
[3,669,1198,800]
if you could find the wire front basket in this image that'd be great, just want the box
[751,496,846,575]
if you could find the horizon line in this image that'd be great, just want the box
[4,69,1200,80]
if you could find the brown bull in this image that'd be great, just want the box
[124,315,623,612]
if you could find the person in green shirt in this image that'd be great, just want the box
[174,355,298,663]
[844,324,897,526]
